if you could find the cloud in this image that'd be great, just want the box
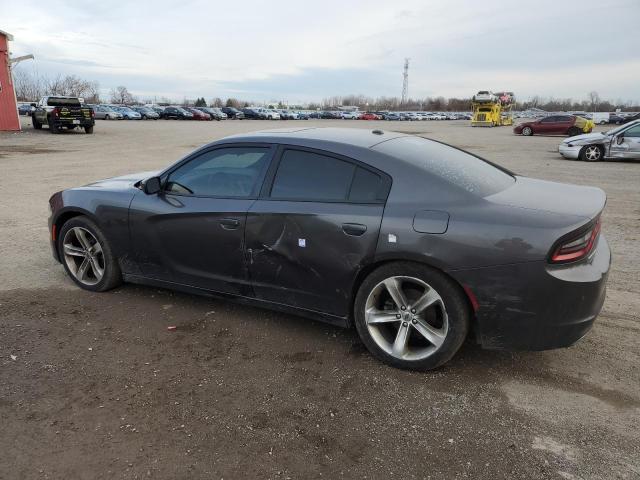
[3,0,639,102]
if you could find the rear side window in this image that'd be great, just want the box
[373,136,514,197]
[271,150,354,201]
[270,149,389,203]
[47,97,81,107]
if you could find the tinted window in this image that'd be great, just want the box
[166,147,270,197]
[47,97,81,107]
[349,167,388,203]
[271,150,355,201]
[624,124,640,137]
[540,116,556,123]
[373,136,514,197]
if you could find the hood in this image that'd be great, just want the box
[486,176,605,221]
[84,171,158,190]
[562,132,607,144]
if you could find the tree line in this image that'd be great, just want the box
[13,68,639,112]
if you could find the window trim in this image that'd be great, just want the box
[159,143,276,200]
[260,144,392,204]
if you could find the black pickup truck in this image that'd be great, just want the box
[32,96,95,134]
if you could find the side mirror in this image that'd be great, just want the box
[143,176,162,194]
[616,135,624,145]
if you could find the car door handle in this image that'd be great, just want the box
[342,223,367,236]
[220,218,240,230]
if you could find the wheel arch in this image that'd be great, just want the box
[348,254,476,327]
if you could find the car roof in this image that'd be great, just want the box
[219,127,408,149]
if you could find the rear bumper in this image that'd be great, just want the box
[451,234,611,351]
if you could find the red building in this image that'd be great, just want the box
[0,29,21,131]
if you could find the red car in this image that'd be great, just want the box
[184,107,211,121]
[359,112,380,120]
[513,115,593,136]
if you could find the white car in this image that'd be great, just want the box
[341,111,361,119]
[558,120,640,161]
[473,91,497,103]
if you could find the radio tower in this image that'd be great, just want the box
[401,58,409,105]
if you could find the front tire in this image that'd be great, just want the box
[353,262,470,371]
[58,216,122,292]
[32,116,42,129]
[85,126,94,134]
[580,144,604,162]
[521,126,533,136]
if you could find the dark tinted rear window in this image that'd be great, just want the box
[271,150,354,201]
[373,136,514,197]
[349,167,388,203]
[47,97,81,107]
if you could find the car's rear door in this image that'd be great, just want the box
[245,146,391,317]
[129,144,274,295]
[537,116,557,134]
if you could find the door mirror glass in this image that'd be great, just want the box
[616,135,624,145]
[143,176,162,194]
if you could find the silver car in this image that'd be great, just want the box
[93,105,123,120]
[559,120,640,161]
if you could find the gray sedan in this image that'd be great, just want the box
[559,120,640,161]
[47,128,610,370]
[92,105,123,120]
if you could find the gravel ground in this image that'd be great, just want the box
[1,117,639,479]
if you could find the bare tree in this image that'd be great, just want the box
[210,97,223,107]
[588,91,600,111]
[110,86,134,104]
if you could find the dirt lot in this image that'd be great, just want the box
[1,117,639,480]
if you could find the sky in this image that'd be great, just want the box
[2,0,639,104]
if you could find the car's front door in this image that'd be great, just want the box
[129,145,274,294]
[610,123,640,159]
[537,116,558,134]
[245,147,390,317]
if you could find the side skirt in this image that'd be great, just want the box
[122,274,350,328]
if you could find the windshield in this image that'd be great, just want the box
[606,121,638,135]
[374,136,515,197]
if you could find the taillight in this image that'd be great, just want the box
[52,107,60,117]
[550,217,601,264]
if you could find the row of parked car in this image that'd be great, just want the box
[25,102,472,122]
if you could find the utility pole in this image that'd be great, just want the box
[401,58,409,105]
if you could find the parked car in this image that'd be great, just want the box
[130,106,160,120]
[622,113,640,124]
[48,128,610,371]
[607,114,625,125]
[196,107,227,120]
[308,111,323,119]
[184,107,211,120]
[92,105,123,120]
[221,107,245,119]
[384,112,402,121]
[242,108,265,119]
[161,106,193,120]
[18,103,34,115]
[110,106,142,120]
[259,108,280,120]
[359,112,380,120]
[150,106,166,116]
[341,111,361,120]
[558,119,640,161]
[296,111,310,120]
[513,115,594,136]
[279,110,299,120]
[32,96,95,134]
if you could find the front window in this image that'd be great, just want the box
[165,147,270,197]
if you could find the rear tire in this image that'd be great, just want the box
[353,262,470,371]
[57,216,122,292]
[49,120,59,134]
[567,127,582,137]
